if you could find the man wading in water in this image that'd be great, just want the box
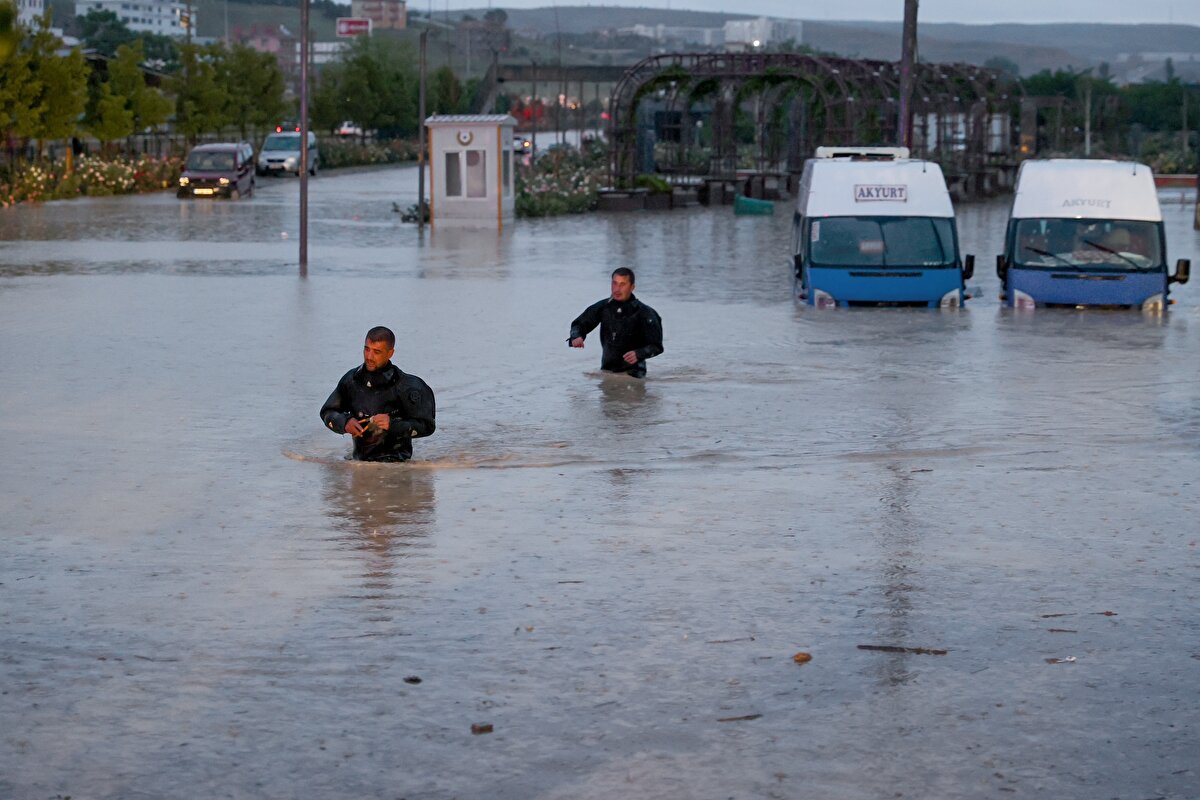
[320,326,436,462]
[567,267,664,378]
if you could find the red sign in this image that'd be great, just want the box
[336,17,372,37]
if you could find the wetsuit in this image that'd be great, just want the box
[320,362,436,461]
[568,294,664,378]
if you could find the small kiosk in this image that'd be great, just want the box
[425,114,517,229]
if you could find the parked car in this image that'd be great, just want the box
[257,130,320,176]
[177,142,255,199]
[337,121,364,137]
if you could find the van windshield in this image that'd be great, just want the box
[263,134,300,151]
[809,217,956,267]
[1012,219,1163,270]
[186,151,235,171]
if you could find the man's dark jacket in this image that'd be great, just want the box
[320,363,436,461]
[568,294,664,376]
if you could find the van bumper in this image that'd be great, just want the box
[1005,269,1167,307]
[804,266,964,307]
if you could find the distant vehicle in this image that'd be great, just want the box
[997,159,1189,311]
[791,146,974,308]
[337,121,363,137]
[257,130,319,176]
[513,135,533,155]
[177,142,255,199]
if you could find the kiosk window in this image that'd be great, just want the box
[444,152,462,197]
[466,150,487,198]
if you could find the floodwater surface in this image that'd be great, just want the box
[1,166,1199,799]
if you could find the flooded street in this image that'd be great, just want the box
[2,166,1199,799]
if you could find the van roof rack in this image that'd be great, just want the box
[814,146,910,161]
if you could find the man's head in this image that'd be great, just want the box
[363,326,395,372]
[610,267,635,302]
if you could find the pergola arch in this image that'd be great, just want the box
[607,52,1021,195]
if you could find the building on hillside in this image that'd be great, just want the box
[16,0,45,27]
[1114,51,1200,84]
[234,24,346,97]
[723,17,803,51]
[622,23,724,48]
[74,0,190,36]
[350,0,407,31]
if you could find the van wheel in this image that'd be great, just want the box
[247,179,255,197]
[309,162,317,177]
[230,188,240,200]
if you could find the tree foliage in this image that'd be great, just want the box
[312,36,419,136]
[1,14,88,154]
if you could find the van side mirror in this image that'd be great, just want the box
[962,254,975,280]
[1171,258,1190,285]
[996,254,1008,286]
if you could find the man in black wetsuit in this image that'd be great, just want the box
[568,267,664,378]
[320,326,436,462]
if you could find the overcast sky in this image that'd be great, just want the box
[446,0,1200,26]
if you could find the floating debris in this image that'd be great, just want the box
[792,652,813,664]
[858,644,947,656]
[470,723,494,735]
[1045,656,1077,664]
[717,713,762,723]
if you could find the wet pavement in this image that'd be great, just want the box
[2,166,1199,799]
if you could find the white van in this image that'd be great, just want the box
[998,159,1189,310]
[791,146,974,308]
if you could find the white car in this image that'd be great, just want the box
[257,130,320,176]
[337,121,364,137]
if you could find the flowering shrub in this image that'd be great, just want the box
[320,137,421,169]
[0,154,183,208]
[515,143,608,218]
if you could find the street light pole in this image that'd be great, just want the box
[418,30,427,231]
[299,0,309,276]
[898,0,918,149]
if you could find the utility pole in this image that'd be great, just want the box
[531,60,538,156]
[897,0,918,149]
[1083,77,1092,156]
[418,30,427,231]
[298,0,309,276]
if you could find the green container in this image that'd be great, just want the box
[733,195,775,215]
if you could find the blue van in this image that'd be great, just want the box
[791,147,974,308]
[997,159,1189,311]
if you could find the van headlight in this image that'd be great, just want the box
[178,176,189,186]
[1013,289,1036,310]
[813,289,837,309]
[218,177,229,185]
[1141,293,1165,314]
[939,289,962,309]
[284,157,297,167]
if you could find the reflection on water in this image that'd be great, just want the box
[321,464,437,615]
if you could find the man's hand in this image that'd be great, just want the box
[345,418,366,437]
[623,350,639,364]
[570,337,585,348]
[370,413,390,431]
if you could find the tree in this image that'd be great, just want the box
[983,56,1020,79]
[430,65,462,114]
[218,43,286,139]
[77,9,135,58]
[171,42,231,141]
[8,14,88,156]
[108,40,171,136]
[313,36,419,137]
[86,79,133,147]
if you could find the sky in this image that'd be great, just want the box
[441,0,1200,26]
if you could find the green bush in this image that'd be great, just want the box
[319,137,420,169]
[514,143,608,218]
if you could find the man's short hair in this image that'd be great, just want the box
[365,326,395,349]
[611,267,636,284]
